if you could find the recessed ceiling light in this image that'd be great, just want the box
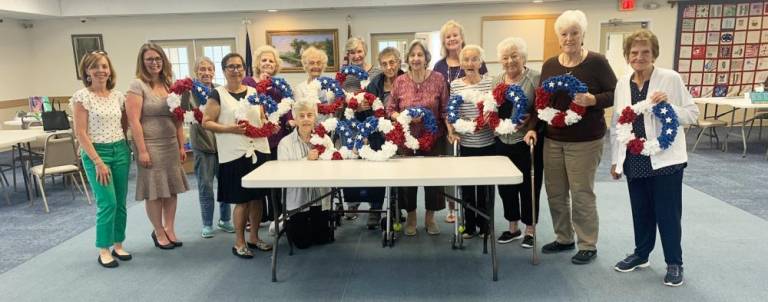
[267,9,278,12]
[532,0,544,3]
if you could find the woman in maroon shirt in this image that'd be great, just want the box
[525,10,616,265]
[386,40,449,237]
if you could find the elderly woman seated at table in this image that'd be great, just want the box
[277,101,333,249]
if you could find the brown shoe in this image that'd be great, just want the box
[426,218,440,235]
[404,211,417,236]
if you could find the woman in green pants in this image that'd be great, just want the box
[72,51,133,268]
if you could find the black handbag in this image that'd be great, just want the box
[42,100,70,131]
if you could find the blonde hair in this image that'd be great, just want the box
[554,10,588,36]
[300,46,328,73]
[496,37,528,62]
[253,45,282,75]
[345,37,367,55]
[459,44,485,64]
[440,20,466,58]
[623,29,660,60]
[79,51,116,90]
[135,43,173,88]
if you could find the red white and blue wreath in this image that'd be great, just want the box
[252,76,295,123]
[344,91,386,120]
[167,78,210,123]
[307,76,346,115]
[231,92,279,138]
[355,116,400,161]
[309,118,356,160]
[336,64,370,90]
[447,90,498,134]
[395,107,438,152]
[615,100,679,156]
[492,83,529,135]
[534,74,588,128]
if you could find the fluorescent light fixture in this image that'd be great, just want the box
[267,9,278,12]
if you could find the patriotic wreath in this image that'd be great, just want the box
[534,74,589,128]
[336,64,370,90]
[446,90,498,134]
[355,116,400,161]
[344,91,386,121]
[615,100,679,156]
[492,83,529,135]
[167,78,210,123]
[252,76,295,124]
[309,76,346,115]
[395,107,438,152]
[309,118,356,160]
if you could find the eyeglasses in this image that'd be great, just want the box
[225,64,244,72]
[144,57,163,63]
[380,60,400,68]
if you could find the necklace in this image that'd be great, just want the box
[447,66,461,84]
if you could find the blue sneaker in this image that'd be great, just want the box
[614,254,649,272]
[217,220,235,233]
[201,226,214,238]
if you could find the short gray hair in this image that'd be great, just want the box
[496,37,528,62]
[406,39,431,69]
[194,56,215,71]
[554,10,588,36]
[378,47,401,63]
[459,44,485,63]
[291,100,318,118]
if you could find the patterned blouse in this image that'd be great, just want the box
[623,80,685,179]
[385,71,449,137]
[70,88,125,144]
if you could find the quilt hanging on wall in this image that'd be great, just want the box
[674,1,768,97]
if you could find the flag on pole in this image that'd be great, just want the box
[244,26,253,77]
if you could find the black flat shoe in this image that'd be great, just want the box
[111,249,132,261]
[151,231,175,250]
[98,255,118,268]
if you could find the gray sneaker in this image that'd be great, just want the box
[664,265,684,287]
[367,213,381,230]
[217,220,235,233]
[614,254,649,272]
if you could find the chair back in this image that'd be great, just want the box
[41,133,78,172]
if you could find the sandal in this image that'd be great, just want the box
[247,240,273,251]
[231,246,254,259]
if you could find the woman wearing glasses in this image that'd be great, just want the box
[203,53,273,259]
[72,51,132,268]
[126,43,189,250]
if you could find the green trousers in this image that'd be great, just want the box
[81,140,131,249]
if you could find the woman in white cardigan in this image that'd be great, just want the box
[609,29,699,287]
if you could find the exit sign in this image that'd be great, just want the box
[619,0,636,11]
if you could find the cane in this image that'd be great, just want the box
[529,137,539,265]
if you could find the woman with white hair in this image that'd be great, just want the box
[294,46,335,120]
[525,10,617,265]
[490,37,543,248]
[385,39,449,236]
[434,20,488,223]
[180,56,234,238]
[445,44,495,239]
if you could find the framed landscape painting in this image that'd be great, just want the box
[266,29,338,73]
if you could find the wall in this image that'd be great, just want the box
[0,19,34,100]
[21,1,679,96]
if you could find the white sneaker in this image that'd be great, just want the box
[268,215,285,236]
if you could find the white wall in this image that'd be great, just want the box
[0,20,34,100]
[15,1,678,97]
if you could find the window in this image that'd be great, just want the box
[153,38,236,84]
[370,33,414,70]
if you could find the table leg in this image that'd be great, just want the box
[724,109,737,152]
[741,109,748,157]
[487,186,498,281]
[16,143,32,200]
[271,187,284,282]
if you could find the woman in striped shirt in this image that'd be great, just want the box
[446,45,495,239]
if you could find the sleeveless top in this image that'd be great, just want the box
[213,85,270,164]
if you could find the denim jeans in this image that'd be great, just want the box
[194,150,230,226]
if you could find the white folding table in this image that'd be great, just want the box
[242,155,523,282]
[694,97,768,157]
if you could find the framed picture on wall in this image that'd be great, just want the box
[266,29,338,73]
[71,34,104,79]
